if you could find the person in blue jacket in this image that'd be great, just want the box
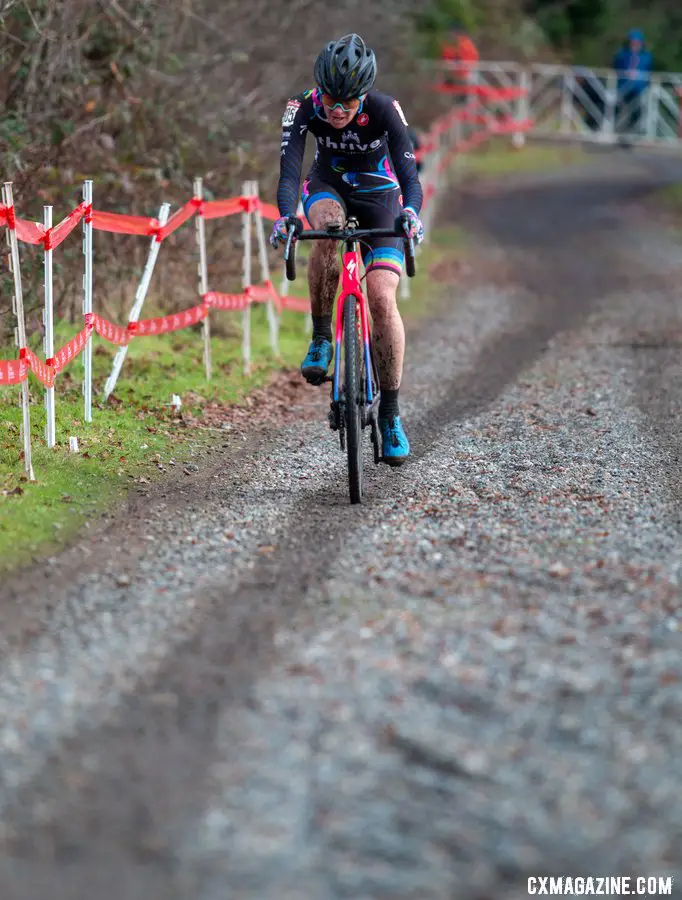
[613,29,653,134]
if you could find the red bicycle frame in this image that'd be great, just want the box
[332,243,374,406]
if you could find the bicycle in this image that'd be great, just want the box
[284,218,416,505]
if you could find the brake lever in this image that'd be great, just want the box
[284,226,295,259]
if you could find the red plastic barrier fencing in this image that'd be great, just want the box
[9,202,89,249]
[1,85,530,399]
[434,84,527,100]
[21,347,55,387]
[157,198,202,241]
[1,193,302,247]
[0,358,29,386]
[50,203,90,249]
[90,209,160,237]
[204,291,251,311]
[0,278,311,391]
[0,320,94,387]
[416,99,534,210]
[91,314,130,346]
[53,322,95,372]
[258,201,283,222]
[280,295,312,314]
[132,303,208,337]
[202,197,247,220]
[247,280,282,314]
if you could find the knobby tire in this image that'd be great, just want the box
[344,295,363,504]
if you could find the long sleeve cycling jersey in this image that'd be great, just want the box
[276,88,423,218]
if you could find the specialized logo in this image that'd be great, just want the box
[346,258,357,276]
[282,100,301,126]
[393,100,408,126]
[357,113,369,126]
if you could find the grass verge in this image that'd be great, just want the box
[1,133,572,572]
[0,304,308,570]
[462,137,587,178]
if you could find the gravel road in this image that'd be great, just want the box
[1,150,682,899]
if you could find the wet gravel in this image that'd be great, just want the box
[1,151,682,899]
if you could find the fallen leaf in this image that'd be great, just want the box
[548,562,570,578]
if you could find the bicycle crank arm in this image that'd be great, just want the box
[362,394,381,429]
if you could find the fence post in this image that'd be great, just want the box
[605,71,618,142]
[82,179,94,423]
[194,177,212,381]
[3,182,35,481]
[253,179,279,356]
[44,205,56,448]
[241,179,253,375]
[514,69,530,147]
[645,77,658,142]
[103,202,170,401]
[560,70,574,136]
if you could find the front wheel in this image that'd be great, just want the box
[344,295,363,504]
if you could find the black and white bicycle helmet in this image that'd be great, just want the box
[314,33,377,100]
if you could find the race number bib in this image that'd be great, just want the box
[282,100,300,126]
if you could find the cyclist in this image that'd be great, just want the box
[270,33,424,466]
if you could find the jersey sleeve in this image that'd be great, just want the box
[383,98,423,214]
[276,96,309,218]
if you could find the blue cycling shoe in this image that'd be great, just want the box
[380,415,410,466]
[301,336,333,384]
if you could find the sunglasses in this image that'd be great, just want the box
[321,94,361,113]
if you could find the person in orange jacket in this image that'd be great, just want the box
[440,28,480,81]
[440,27,479,99]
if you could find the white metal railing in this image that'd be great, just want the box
[434,60,682,148]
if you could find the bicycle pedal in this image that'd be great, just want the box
[302,372,328,387]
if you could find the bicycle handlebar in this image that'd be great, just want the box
[298,227,404,241]
[283,222,416,281]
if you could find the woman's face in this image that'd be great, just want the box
[320,94,361,129]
